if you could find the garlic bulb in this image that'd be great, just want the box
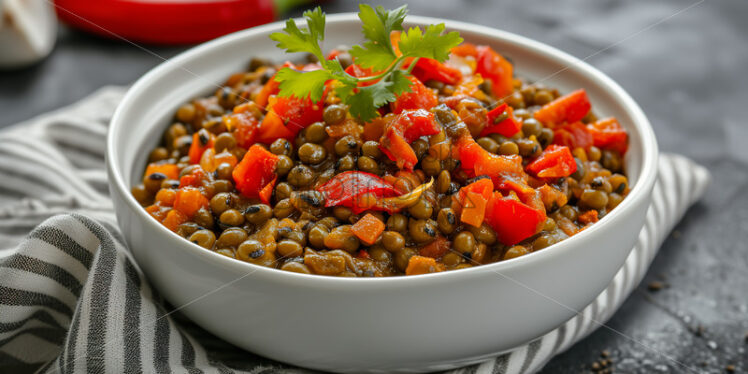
[0,0,57,68]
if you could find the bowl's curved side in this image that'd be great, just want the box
[108,14,658,373]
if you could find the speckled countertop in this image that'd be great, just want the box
[1,1,746,372]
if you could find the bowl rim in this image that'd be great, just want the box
[108,13,659,287]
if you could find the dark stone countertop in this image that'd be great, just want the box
[1,0,746,372]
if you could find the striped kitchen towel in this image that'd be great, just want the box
[0,87,709,374]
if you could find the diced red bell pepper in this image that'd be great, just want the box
[480,103,522,137]
[144,163,179,181]
[455,135,524,181]
[380,126,418,170]
[526,145,577,179]
[390,76,438,114]
[552,121,594,150]
[476,45,514,98]
[317,171,402,214]
[484,191,545,246]
[188,129,214,165]
[232,145,279,200]
[534,89,591,125]
[379,109,441,170]
[407,58,462,85]
[587,117,628,154]
[224,111,259,149]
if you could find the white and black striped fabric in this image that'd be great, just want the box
[0,87,709,374]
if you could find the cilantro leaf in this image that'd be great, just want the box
[274,68,332,102]
[269,6,326,61]
[398,24,463,62]
[349,42,395,71]
[357,4,407,55]
[388,70,413,96]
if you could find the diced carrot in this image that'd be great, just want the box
[162,209,187,232]
[578,210,599,225]
[255,75,280,109]
[351,213,385,246]
[145,204,169,221]
[214,151,238,168]
[144,163,179,180]
[461,191,488,227]
[173,187,208,218]
[188,130,215,164]
[405,255,445,276]
[419,236,451,259]
[154,189,176,206]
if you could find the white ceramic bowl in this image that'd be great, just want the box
[107,14,658,373]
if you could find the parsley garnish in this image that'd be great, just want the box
[269,4,462,122]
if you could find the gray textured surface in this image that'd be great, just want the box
[1,0,746,372]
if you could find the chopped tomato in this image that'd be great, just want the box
[451,43,479,58]
[379,109,441,170]
[351,213,386,245]
[390,76,438,114]
[407,58,462,85]
[144,163,179,180]
[363,117,387,141]
[326,118,362,139]
[188,129,214,165]
[173,187,209,218]
[534,89,591,125]
[255,61,294,108]
[526,145,577,179]
[419,236,451,259]
[484,191,545,246]
[480,103,521,137]
[455,135,524,182]
[475,45,514,98]
[552,121,594,150]
[256,110,296,143]
[224,111,259,148]
[345,64,378,87]
[405,255,445,275]
[587,117,628,154]
[232,144,279,200]
[261,95,323,142]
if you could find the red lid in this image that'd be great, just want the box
[53,0,276,45]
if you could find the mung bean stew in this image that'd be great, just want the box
[133,28,629,277]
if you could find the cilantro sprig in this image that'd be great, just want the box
[269,4,462,122]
